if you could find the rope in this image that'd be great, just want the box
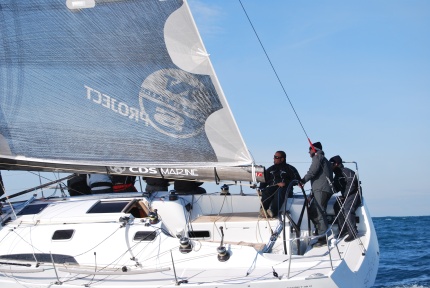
[238,0,311,141]
[238,0,328,211]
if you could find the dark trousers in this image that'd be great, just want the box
[261,186,291,216]
[334,193,361,235]
[308,191,332,235]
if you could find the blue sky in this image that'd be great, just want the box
[186,0,430,216]
[2,1,429,217]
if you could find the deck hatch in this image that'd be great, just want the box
[188,231,210,238]
[17,204,49,215]
[87,201,129,214]
[133,231,157,241]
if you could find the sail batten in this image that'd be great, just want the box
[0,0,256,181]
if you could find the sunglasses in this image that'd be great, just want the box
[273,156,282,159]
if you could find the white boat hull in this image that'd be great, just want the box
[0,192,379,288]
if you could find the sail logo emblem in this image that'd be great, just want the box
[109,166,126,174]
[139,69,221,139]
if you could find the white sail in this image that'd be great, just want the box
[0,0,263,181]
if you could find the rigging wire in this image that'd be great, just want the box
[37,172,44,198]
[238,1,344,247]
[238,0,315,149]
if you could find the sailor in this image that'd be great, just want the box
[144,177,170,193]
[329,155,361,242]
[259,150,301,218]
[300,142,333,247]
[111,175,137,192]
[86,174,113,194]
[173,180,206,194]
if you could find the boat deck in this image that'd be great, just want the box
[192,212,264,222]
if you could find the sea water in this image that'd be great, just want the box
[373,216,430,288]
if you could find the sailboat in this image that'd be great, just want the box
[0,1,379,287]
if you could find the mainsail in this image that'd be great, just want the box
[0,0,264,182]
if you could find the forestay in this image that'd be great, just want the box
[0,0,264,182]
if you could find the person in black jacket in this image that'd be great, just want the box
[330,155,361,242]
[259,151,301,218]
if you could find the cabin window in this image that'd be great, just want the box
[17,204,49,215]
[0,253,78,264]
[87,201,129,214]
[52,229,75,240]
[133,231,157,242]
[188,231,210,238]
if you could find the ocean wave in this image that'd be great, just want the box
[372,216,430,288]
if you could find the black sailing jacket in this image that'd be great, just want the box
[260,162,301,190]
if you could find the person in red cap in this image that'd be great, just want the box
[300,142,333,247]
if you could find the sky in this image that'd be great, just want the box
[187,0,430,217]
[2,0,430,217]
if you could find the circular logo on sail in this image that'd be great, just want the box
[139,69,222,139]
[109,166,126,174]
